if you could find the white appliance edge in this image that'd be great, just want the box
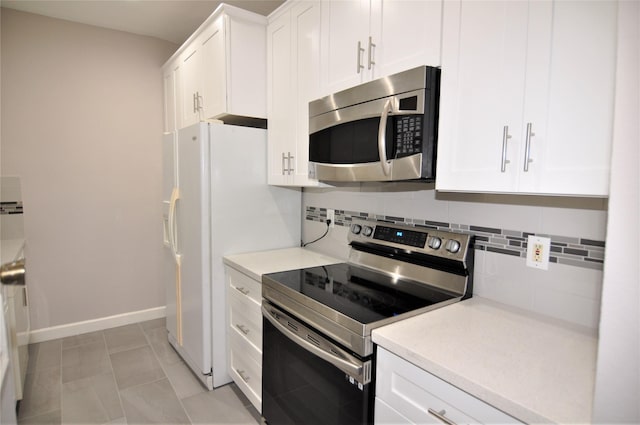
[163,122,301,389]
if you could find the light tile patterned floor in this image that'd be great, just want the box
[17,318,261,424]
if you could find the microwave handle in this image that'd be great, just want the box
[378,99,393,176]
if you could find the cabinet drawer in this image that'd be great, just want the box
[227,267,262,304]
[229,288,262,350]
[229,330,262,412]
[376,348,520,424]
[375,397,412,424]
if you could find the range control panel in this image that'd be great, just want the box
[348,218,472,261]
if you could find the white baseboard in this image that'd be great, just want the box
[29,306,166,343]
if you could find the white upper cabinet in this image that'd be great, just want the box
[436,0,617,196]
[267,8,294,186]
[320,0,442,96]
[267,1,322,186]
[163,4,267,130]
[162,59,180,133]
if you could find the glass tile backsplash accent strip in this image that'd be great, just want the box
[306,206,605,270]
[0,202,23,215]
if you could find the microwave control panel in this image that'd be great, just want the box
[394,115,423,157]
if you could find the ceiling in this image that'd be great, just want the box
[0,0,285,45]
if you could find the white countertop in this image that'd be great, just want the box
[1,239,25,265]
[223,247,342,281]
[372,297,598,424]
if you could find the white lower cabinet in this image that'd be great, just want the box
[3,284,29,401]
[225,266,262,412]
[375,347,521,424]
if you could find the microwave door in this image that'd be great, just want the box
[308,65,439,183]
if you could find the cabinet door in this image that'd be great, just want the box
[200,16,227,121]
[436,0,529,193]
[163,68,176,133]
[370,0,442,79]
[320,0,370,96]
[518,0,616,196]
[292,1,322,186]
[181,45,201,128]
[267,11,294,185]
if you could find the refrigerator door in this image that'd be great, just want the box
[175,123,212,383]
[209,123,301,387]
[163,132,180,346]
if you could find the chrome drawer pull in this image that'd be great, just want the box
[235,324,250,335]
[428,408,457,425]
[235,286,250,296]
[236,368,250,383]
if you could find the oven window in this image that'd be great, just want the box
[262,318,374,425]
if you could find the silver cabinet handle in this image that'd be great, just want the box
[523,122,534,172]
[287,152,294,174]
[235,324,249,335]
[501,125,511,172]
[367,36,376,70]
[192,93,197,113]
[234,286,250,296]
[235,368,250,383]
[281,152,286,175]
[428,408,458,425]
[378,99,393,176]
[357,41,365,74]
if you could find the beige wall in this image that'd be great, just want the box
[1,8,178,330]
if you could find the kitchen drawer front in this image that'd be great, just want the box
[376,347,520,424]
[227,267,261,304]
[229,288,262,350]
[229,330,262,412]
[375,397,413,424]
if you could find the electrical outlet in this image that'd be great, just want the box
[526,235,551,270]
[326,209,335,227]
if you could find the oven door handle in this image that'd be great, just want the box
[262,304,369,384]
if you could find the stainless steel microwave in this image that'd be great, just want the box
[308,66,440,182]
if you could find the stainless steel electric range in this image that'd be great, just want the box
[261,219,474,425]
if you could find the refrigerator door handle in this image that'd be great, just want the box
[168,186,183,345]
[168,187,180,263]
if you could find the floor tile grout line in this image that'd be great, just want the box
[141,321,195,424]
[102,330,128,424]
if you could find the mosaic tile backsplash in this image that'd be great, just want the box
[306,206,605,270]
[0,202,23,215]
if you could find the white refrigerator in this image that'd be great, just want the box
[162,122,301,389]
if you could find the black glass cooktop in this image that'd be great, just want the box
[264,263,457,325]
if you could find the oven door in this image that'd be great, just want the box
[262,301,374,425]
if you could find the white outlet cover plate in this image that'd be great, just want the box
[527,235,551,270]
[326,209,335,227]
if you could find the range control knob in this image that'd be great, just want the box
[351,224,362,234]
[362,226,374,237]
[445,239,461,254]
[427,236,442,250]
